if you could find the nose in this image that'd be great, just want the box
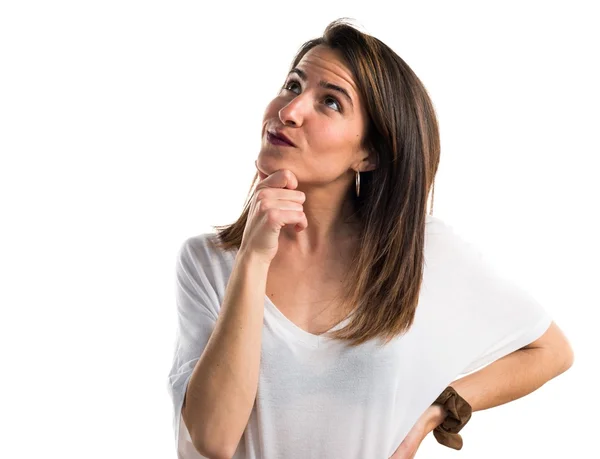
[278,94,306,127]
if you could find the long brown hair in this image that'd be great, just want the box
[211,18,441,347]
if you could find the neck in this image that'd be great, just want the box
[279,178,359,258]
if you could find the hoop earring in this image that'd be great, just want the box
[355,170,360,197]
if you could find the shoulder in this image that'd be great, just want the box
[176,232,235,288]
[425,213,462,238]
[178,232,227,265]
[424,214,484,268]
[425,213,462,249]
[425,213,447,234]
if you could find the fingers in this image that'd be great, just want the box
[255,163,298,190]
[255,187,306,204]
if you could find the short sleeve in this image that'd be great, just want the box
[425,217,553,378]
[166,236,221,458]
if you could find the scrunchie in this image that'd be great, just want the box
[432,385,473,450]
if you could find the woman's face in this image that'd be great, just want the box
[258,44,371,185]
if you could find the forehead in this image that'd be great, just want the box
[296,45,359,98]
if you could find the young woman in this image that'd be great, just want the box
[167,19,574,459]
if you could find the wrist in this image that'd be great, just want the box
[236,248,272,270]
[427,403,448,431]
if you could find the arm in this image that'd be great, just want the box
[182,250,270,459]
[390,322,575,458]
[448,321,574,413]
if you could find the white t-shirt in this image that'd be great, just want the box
[167,214,552,458]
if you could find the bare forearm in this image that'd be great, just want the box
[183,250,269,458]
[450,348,569,412]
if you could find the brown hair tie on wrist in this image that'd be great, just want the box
[432,385,473,450]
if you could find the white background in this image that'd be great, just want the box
[1,1,597,458]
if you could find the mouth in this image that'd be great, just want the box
[267,130,296,147]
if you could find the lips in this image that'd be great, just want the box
[268,130,296,147]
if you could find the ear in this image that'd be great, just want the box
[358,147,378,172]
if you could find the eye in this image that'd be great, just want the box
[282,78,342,113]
[283,79,301,94]
[323,96,342,112]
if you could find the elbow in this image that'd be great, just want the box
[183,409,234,458]
[549,341,575,376]
[560,345,575,373]
[183,398,233,458]
[556,333,575,374]
[192,438,236,459]
[192,444,230,459]
[183,396,242,458]
[190,427,238,459]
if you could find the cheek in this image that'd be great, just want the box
[308,134,353,175]
[263,97,284,117]
[312,125,349,152]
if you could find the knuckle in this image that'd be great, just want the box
[257,200,270,212]
[256,189,268,201]
[266,209,280,225]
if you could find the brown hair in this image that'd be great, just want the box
[211,18,441,347]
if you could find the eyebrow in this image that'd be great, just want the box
[287,67,354,109]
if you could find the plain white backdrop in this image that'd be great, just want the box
[1,1,597,457]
